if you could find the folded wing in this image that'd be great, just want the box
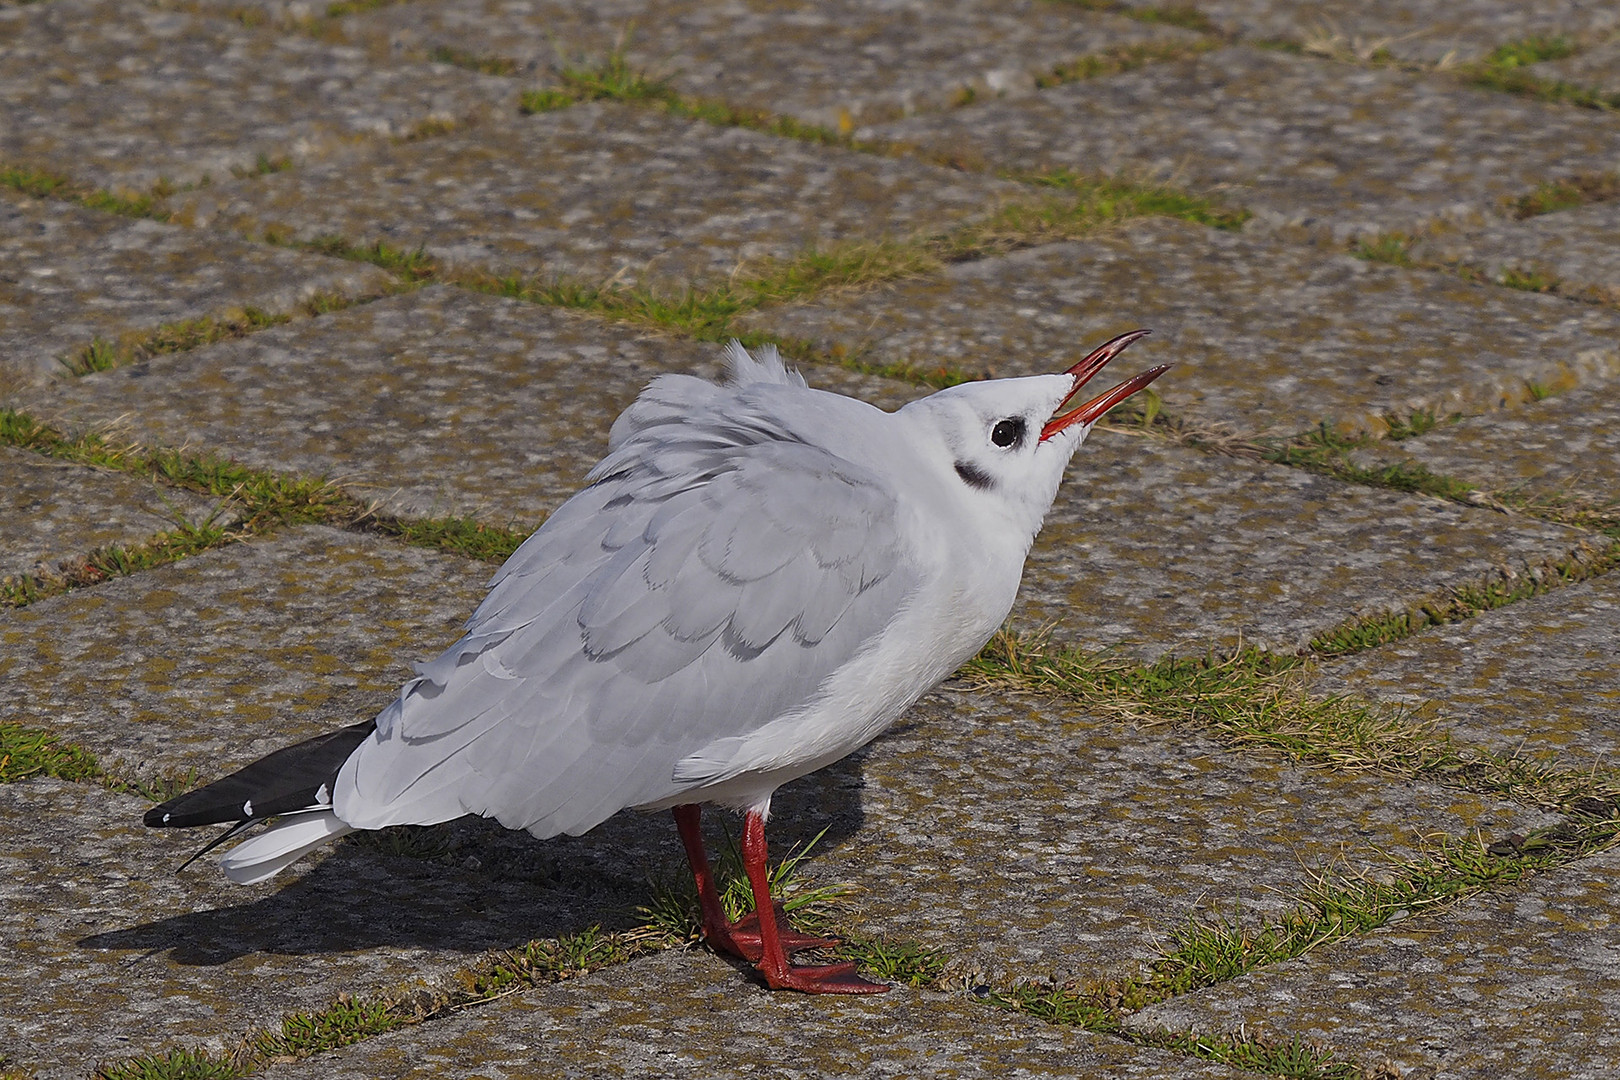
[335,376,918,838]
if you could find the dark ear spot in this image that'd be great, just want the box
[955,461,994,490]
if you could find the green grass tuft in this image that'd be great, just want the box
[638,826,855,944]
[1349,232,1416,267]
[975,172,1250,242]
[1482,36,1577,69]
[92,1047,245,1080]
[0,723,107,785]
[1459,37,1619,110]
[252,994,403,1057]
[1510,172,1620,217]
[1,163,73,198]
[1257,419,1475,499]
[230,153,292,180]
[836,936,952,987]
[1497,265,1560,293]
[1036,40,1215,89]
[347,823,457,861]
[298,235,439,280]
[428,45,519,77]
[59,308,291,376]
[1306,541,1620,656]
[519,49,676,114]
[377,514,532,563]
[1,163,174,221]
[1122,5,1219,35]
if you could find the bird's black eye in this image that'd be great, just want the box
[991,417,1025,448]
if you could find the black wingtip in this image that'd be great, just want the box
[143,719,376,829]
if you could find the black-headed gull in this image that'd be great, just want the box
[146,332,1168,994]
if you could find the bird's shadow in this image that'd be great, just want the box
[79,750,873,966]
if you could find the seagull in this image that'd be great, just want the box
[144,332,1168,994]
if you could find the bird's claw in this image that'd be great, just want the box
[756,959,889,995]
[704,901,840,961]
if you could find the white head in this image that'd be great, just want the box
[900,330,1169,542]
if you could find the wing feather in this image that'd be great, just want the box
[334,370,918,838]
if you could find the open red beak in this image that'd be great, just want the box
[1039,329,1171,442]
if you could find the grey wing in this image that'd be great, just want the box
[333,436,918,838]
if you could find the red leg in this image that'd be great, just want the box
[672,805,838,963]
[740,809,888,994]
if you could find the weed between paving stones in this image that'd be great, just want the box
[61,308,291,377]
[983,805,1620,1077]
[55,287,402,377]
[1247,419,1620,538]
[1032,40,1220,91]
[1510,171,1620,218]
[1349,229,1612,307]
[65,618,1620,1077]
[958,627,1620,1076]
[7,40,1616,1074]
[1460,38,1620,112]
[1259,32,1619,114]
[1040,1,1223,37]
[4,67,1250,385]
[0,407,533,609]
[85,830,942,1079]
[965,625,1620,810]
[0,722,199,805]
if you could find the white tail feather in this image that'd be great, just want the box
[219,811,354,885]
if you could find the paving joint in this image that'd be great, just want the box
[962,626,1620,812]
[7,2,1620,1075]
[1125,411,1620,538]
[0,407,531,609]
[1256,32,1620,112]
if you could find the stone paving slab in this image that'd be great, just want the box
[1347,378,1620,504]
[741,221,1620,437]
[0,777,660,1079]
[1124,851,1620,1080]
[1013,431,1592,659]
[0,186,393,389]
[0,0,521,193]
[867,46,1620,237]
[0,447,221,581]
[21,286,918,523]
[1411,200,1620,304]
[1311,573,1620,763]
[779,688,1559,988]
[156,101,1021,293]
[335,0,1197,131]
[261,950,1262,1080]
[1130,0,1620,63]
[20,282,1594,662]
[0,525,491,779]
